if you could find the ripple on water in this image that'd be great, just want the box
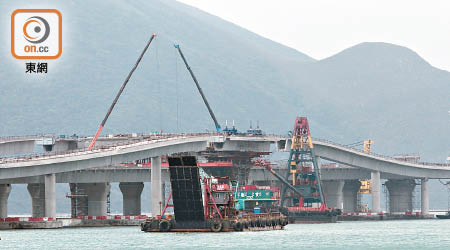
[1,220,450,249]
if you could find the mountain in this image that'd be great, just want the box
[0,0,449,213]
[290,42,450,161]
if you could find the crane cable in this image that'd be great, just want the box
[175,46,179,132]
[156,38,162,132]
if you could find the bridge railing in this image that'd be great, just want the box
[0,133,216,164]
[0,134,55,142]
[312,137,449,167]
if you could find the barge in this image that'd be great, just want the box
[141,156,287,232]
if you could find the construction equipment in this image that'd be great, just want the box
[363,139,374,154]
[87,33,157,150]
[247,121,263,135]
[283,117,325,206]
[174,44,221,132]
[259,117,340,223]
[141,156,287,232]
[223,120,237,134]
[357,139,374,211]
[254,159,303,198]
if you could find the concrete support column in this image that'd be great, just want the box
[27,183,45,217]
[151,156,162,216]
[343,180,361,213]
[0,184,12,218]
[322,180,344,209]
[421,178,429,215]
[82,183,111,216]
[371,171,381,213]
[44,174,56,218]
[385,179,416,213]
[119,182,144,215]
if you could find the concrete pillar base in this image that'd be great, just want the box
[151,156,162,217]
[343,180,361,213]
[119,182,144,215]
[322,180,344,209]
[26,175,57,218]
[27,183,45,217]
[0,184,12,218]
[44,174,56,217]
[80,183,111,216]
[385,179,416,213]
[371,171,381,213]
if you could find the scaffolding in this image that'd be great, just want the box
[67,183,111,217]
[67,183,88,217]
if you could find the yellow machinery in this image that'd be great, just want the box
[357,140,374,210]
[363,140,374,154]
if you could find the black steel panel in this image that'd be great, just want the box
[168,156,204,222]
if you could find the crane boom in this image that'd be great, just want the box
[174,44,221,132]
[88,33,157,150]
[260,163,303,197]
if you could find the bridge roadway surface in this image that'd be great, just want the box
[0,134,449,180]
[0,133,274,180]
[0,136,37,156]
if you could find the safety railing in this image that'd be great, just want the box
[0,133,215,164]
[0,132,286,164]
[0,134,53,142]
[312,137,449,167]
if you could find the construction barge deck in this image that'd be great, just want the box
[141,214,287,232]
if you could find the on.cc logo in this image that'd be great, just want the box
[23,16,50,44]
[11,9,62,59]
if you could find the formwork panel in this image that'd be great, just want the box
[168,156,204,222]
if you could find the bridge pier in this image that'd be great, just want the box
[421,178,429,215]
[44,174,56,217]
[119,182,144,215]
[0,184,11,217]
[26,174,56,217]
[371,171,381,213]
[27,183,45,217]
[343,180,361,213]
[322,180,344,209]
[81,183,111,216]
[151,156,162,216]
[385,179,416,213]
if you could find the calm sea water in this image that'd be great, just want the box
[1,220,450,249]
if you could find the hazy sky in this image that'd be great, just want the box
[178,0,450,71]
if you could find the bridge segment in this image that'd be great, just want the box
[0,134,448,219]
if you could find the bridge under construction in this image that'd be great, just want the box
[0,131,448,227]
[1,34,449,228]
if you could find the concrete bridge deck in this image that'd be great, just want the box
[0,134,448,180]
[311,138,450,178]
[0,134,278,180]
[0,133,448,219]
